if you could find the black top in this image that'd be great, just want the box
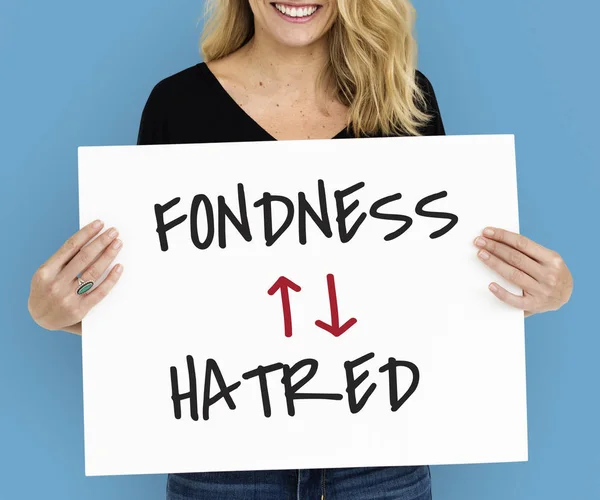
[137,62,445,145]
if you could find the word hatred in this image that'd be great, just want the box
[155,180,459,250]
[170,353,420,421]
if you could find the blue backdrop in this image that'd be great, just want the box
[1,1,598,498]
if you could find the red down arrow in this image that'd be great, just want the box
[315,274,357,337]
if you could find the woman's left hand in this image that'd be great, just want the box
[473,227,573,318]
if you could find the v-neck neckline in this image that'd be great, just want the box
[197,62,348,141]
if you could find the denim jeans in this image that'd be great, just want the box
[166,466,432,500]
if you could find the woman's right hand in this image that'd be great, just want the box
[28,219,124,334]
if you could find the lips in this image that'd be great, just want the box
[270,2,322,21]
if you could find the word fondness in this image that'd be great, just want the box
[154,180,459,250]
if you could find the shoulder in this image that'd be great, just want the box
[415,70,439,107]
[137,63,220,145]
[414,69,446,136]
[415,69,432,90]
[142,63,212,112]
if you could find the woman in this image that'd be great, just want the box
[28,0,574,498]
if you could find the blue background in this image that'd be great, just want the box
[1,0,598,498]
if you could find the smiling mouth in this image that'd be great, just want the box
[270,2,322,20]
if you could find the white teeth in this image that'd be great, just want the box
[274,4,318,18]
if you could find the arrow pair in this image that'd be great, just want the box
[268,274,357,338]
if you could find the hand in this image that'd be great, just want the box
[28,219,124,332]
[473,227,573,318]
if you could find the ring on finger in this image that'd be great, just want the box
[76,276,94,295]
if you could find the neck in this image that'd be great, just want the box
[238,29,331,93]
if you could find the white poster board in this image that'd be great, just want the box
[78,134,527,476]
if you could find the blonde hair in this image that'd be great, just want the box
[200,0,432,137]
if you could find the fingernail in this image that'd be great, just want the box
[115,264,123,274]
[112,239,122,249]
[108,228,118,238]
[483,228,495,237]
[474,237,486,248]
[92,219,103,229]
[489,283,498,292]
[478,250,490,260]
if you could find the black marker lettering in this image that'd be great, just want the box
[170,355,199,421]
[218,183,252,248]
[202,358,242,420]
[155,197,187,251]
[281,359,343,416]
[190,194,214,249]
[335,182,367,243]
[298,179,333,245]
[242,362,285,417]
[344,352,377,413]
[254,193,295,246]
[415,191,459,238]
[369,193,413,241]
[378,358,420,411]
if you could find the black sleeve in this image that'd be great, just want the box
[416,70,446,136]
[136,81,170,145]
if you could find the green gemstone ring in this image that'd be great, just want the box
[76,277,94,295]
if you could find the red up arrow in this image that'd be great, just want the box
[315,274,357,337]
[268,276,302,338]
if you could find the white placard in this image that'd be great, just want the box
[78,134,527,476]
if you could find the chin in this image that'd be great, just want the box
[272,32,323,48]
